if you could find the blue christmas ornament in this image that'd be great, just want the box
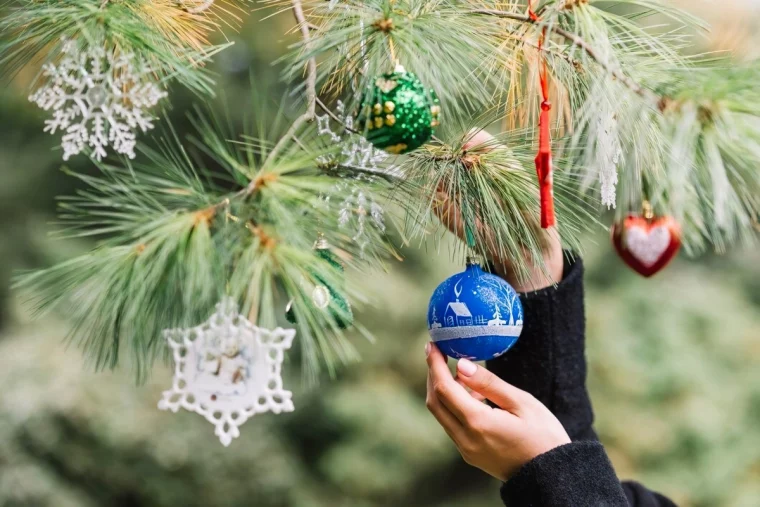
[427,259,523,361]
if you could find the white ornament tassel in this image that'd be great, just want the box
[595,110,623,210]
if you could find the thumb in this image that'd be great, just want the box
[463,128,495,151]
[456,358,528,414]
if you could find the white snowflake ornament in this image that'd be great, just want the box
[317,100,393,173]
[158,298,296,447]
[315,101,396,254]
[29,39,167,161]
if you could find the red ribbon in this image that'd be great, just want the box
[532,11,555,228]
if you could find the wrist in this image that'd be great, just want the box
[491,259,559,293]
[489,228,563,293]
[497,427,572,482]
[491,251,563,293]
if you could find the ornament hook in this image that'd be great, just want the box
[642,200,654,220]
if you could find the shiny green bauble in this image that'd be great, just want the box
[285,244,353,329]
[358,66,440,154]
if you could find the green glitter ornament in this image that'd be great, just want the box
[359,65,440,154]
[285,236,353,329]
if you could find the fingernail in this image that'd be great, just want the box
[425,342,431,357]
[457,358,477,376]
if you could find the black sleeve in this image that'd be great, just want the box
[487,255,677,507]
[486,255,594,442]
[500,441,628,506]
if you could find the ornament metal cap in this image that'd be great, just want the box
[314,233,329,250]
[465,255,482,266]
[642,200,654,220]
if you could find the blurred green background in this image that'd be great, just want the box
[1,2,759,506]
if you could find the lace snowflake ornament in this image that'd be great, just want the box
[29,40,167,161]
[158,298,296,446]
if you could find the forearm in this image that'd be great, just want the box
[486,253,596,441]
[490,254,678,506]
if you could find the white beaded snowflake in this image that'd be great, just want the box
[316,101,395,253]
[158,298,296,447]
[29,39,167,161]
[335,181,386,251]
[316,101,392,173]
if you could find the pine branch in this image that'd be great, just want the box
[14,0,760,383]
[16,109,395,380]
[0,0,231,95]
[182,0,215,14]
[470,8,662,107]
[395,115,598,282]
[316,97,358,134]
[262,0,318,169]
[281,0,501,125]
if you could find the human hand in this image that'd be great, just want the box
[432,129,563,292]
[425,342,570,481]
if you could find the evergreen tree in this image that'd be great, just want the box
[1,0,758,382]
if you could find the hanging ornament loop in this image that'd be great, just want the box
[528,2,540,21]
[534,22,556,229]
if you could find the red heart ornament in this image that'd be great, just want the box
[611,215,682,277]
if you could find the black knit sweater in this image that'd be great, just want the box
[487,256,677,507]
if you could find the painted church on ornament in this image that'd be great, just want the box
[444,302,472,327]
[431,301,520,329]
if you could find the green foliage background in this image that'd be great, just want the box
[1,2,759,506]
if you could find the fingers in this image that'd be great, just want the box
[426,366,464,439]
[432,190,502,258]
[456,377,487,402]
[432,190,465,240]
[456,358,529,414]
[426,343,486,423]
[432,129,497,241]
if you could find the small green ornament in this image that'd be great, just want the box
[286,236,353,329]
[358,65,440,154]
